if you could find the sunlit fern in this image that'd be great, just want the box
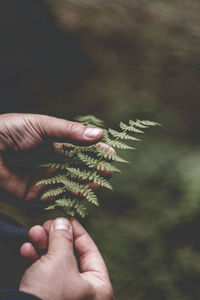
[36,115,159,217]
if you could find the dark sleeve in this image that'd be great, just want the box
[0,290,41,300]
[0,218,29,290]
[0,218,41,299]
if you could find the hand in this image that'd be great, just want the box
[19,218,114,300]
[0,113,103,201]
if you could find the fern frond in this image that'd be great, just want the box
[101,132,134,149]
[36,114,160,217]
[55,198,76,207]
[36,162,56,169]
[108,139,135,150]
[119,121,144,133]
[41,187,65,200]
[55,148,78,158]
[96,161,121,173]
[74,202,88,217]
[54,197,88,217]
[54,144,97,158]
[59,179,82,193]
[77,153,99,168]
[36,162,70,170]
[95,146,129,163]
[108,129,141,141]
[67,167,114,189]
[36,178,52,186]
[63,208,75,216]
[101,130,112,145]
[74,115,105,128]
[129,120,148,128]
[88,171,113,190]
[66,167,91,181]
[36,174,69,187]
[59,179,99,206]
[137,120,161,127]
[60,144,96,153]
[74,145,96,153]
[44,205,56,211]
[82,186,99,206]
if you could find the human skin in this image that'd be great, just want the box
[0,113,104,201]
[20,218,114,300]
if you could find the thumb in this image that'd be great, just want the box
[34,115,103,143]
[48,218,77,269]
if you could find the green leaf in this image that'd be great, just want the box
[109,128,141,141]
[138,120,161,127]
[35,115,160,217]
[41,187,65,200]
[75,115,105,128]
[97,161,121,173]
[95,146,129,163]
[44,205,56,211]
[120,121,144,133]
[77,153,99,168]
[74,202,88,217]
[109,140,135,150]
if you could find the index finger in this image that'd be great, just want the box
[71,218,109,278]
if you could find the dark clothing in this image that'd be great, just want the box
[0,214,40,299]
[0,290,40,300]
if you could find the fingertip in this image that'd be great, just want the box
[29,225,43,236]
[71,218,86,239]
[48,218,75,263]
[29,225,48,250]
[71,219,109,276]
[20,243,38,262]
[96,142,115,153]
[70,217,80,228]
[84,128,103,140]
[43,219,53,234]
[50,218,72,232]
[88,182,101,191]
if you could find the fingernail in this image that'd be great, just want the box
[84,128,102,138]
[53,218,71,231]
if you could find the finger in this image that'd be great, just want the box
[97,162,113,177]
[47,218,78,271]
[88,182,101,191]
[20,242,38,263]
[25,167,58,201]
[34,115,103,143]
[71,218,109,277]
[53,141,114,178]
[96,142,115,176]
[29,225,48,252]
[43,219,53,234]
[96,142,115,154]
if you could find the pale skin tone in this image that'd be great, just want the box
[0,113,111,201]
[20,218,114,300]
[0,113,113,299]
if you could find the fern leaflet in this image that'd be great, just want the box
[36,115,159,217]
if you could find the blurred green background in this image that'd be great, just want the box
[1,0,200,299]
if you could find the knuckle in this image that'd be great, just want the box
[51,230,73,243]
[65,121,83,136]
[96,142,116,154]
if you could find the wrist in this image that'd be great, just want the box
[19,285,44,300]
[19,281,60,300]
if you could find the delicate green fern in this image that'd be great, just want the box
[36,115,160,217]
